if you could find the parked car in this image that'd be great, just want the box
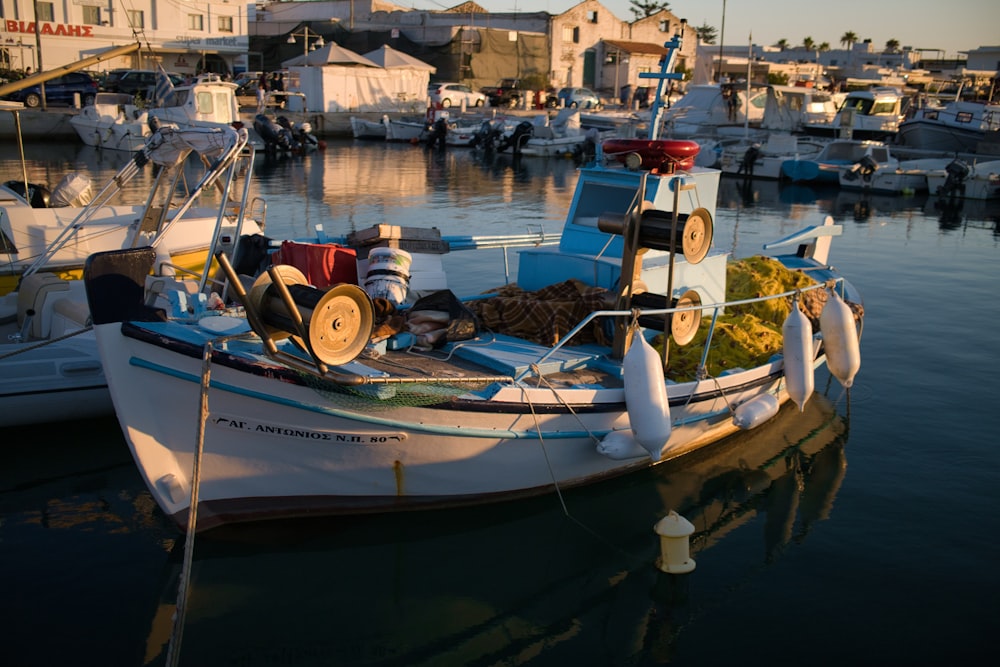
[480,78,526,108]
[104,69,183,99]
[557,87,602,109]
[99,68,132,92]
[427,82,486,108]
[2,71,98,108]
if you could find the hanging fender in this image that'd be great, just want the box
[623,333,672,460]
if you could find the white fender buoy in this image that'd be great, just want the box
[654,511,696,573]
[820,289,861,388]
[732,393,781,429]
[782,297,814,412]
[596,430,649,460]
[623,333,671,461]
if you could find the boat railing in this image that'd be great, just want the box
[512,278,844,383]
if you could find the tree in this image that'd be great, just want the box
[694,21,717,45]
[803,36,815,51]
[885,38,900,53]
[629,1,671,19]
[818,42,830,51]
[776,38,789,51]
[840,31,859,49]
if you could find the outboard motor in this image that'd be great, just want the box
[3,180,51,208]
[499,120,534,154]
[470,119,504,151]
[737,143,761,177]
[426,116,449,149]
[255,114,297,154]
[938,158,970,197]
[843,154,879,183]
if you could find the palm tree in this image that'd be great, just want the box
[776,38,789,51]
[818,42,831,51]
[803,36,815,51]
[840,31,859,49]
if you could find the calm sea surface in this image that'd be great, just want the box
[1,139,998,666]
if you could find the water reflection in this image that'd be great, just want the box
[717,175,1000,232]
[143,395,849,666]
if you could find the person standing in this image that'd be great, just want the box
[257,71,269,114]
[272,72,285,109]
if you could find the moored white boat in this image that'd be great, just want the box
[69,75,252,152]
[720,133,830,180]
[926,158,1000,200]
[0,125,262,427]
[895,100,1000,153]
[86,36,864,532]
[782,139,899,184]
[801,86,909,141]
[838,157,951,194]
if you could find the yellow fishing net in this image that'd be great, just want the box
[653,256,818,382]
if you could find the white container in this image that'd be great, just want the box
[363,247,412,306]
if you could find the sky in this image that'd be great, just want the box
[406,0,998,59]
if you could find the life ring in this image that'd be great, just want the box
[602,139,701,172]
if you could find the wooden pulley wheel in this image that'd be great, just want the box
[307,284,374,366]
[681,207,713,264]
[670,290,702,346]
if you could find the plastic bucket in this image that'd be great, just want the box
[363,247,412,306]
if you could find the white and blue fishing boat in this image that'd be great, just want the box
[84,33,864,531]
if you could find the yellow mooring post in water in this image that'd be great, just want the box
[654,511,696,574]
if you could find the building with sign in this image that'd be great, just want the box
[0,0,250,76]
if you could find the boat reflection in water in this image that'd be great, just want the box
[144,393,849,666]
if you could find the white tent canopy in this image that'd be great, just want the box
[363,45,436,72]
[282,43,435,113]
[282,42,380,68]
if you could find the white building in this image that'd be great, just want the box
[0,0,250,76]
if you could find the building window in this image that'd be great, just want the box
[82,5,101,25]
[659,21,669,32]
[587,11,598,23]
[37,2,54,22]
[126,10,144,30]
[188,14,204,31]
[218,16,233,33]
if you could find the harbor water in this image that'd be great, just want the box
[1,139,998,666]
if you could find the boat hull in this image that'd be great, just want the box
[95,318,796,531]
[0,329,112,427]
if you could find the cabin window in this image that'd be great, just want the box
[218,16,233,33]
[188,14,204,31]
[871,100,897,115]
[195,91,214,115]
[126,10,144,30]
[82,5,101,25]
[37,2,54,22]
[955,111,973,124]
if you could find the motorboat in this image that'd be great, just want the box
[926,158,1000,200]
[781,139,899,184]
[895,100,1000,153]
[83,35,864,533]
[719,134,830,180]
[0,126,262,427]
[70,74,251,152]
[838,157,952,195]
[494,109,608,157]
[801,87,910,141]
[349,115,388,140]
[656,83,767,138]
